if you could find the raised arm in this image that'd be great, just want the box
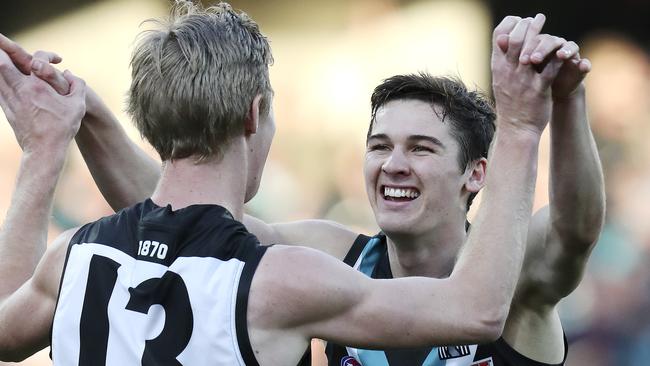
[75,86,161,210]
[502,31,605,363]
[0,35,361,258]
[248,15,566,364]
[0,33,159,211]
[0,50,85,361]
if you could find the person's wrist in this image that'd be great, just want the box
[22,144,68,169]
[553,83,585,104]
[495,122,543,144]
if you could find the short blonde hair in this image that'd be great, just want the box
[127,1,274,162]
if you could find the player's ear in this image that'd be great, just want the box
[244,94,263,136]
[464,158,487,193]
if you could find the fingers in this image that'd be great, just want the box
[505,17,532,63]
[493,15,521,54]
[33,50,63,64]
[0,49,25,89]
[534,57,563,92]
[554,41,579,61]
[493,15,522,40]
[528,36,565,65]
[63,70,86,98]
[0,33,33,75]
[577,58,592,73]
[519,13,546,64]
[31,58,70,95]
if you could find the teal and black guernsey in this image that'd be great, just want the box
[322,233,568,366]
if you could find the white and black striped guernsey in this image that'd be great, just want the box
[322,233,568,366]
[50,199,266,366]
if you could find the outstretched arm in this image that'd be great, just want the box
[0,35,361,258]
[502,30,605,363]
[0,48,86,360]
[75,86,160,210]
[0,33,160,211]
[248,15,566,363]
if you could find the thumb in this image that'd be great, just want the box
[62,70,86,97]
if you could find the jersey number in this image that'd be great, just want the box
[78,255,193,365]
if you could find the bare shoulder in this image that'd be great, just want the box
[245,244,367,365]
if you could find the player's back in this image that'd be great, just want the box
[51,199,266,365]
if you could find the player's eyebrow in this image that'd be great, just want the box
[407,135,446,150]
[367,133,389,142]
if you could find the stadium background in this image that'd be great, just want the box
[0,0,648,365]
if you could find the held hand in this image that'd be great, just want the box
[0,49,86,154]
[518,33,591,101]
[491,14,562,136]
[0,33,71,94]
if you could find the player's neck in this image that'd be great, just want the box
[150,148,248,221]
[386,220,466,279]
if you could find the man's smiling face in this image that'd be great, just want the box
[364,99,471,237]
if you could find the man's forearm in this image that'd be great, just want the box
[550,88,605,246]
[452,126,542,328]
[76,87,160,211]
[0,149,67,300]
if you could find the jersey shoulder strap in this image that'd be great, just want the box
[342,233,374,266]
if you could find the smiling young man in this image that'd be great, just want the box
[0,11,603,366]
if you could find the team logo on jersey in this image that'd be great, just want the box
[470,357,494,366]
[438,345,471,359]
[341,356,362,366]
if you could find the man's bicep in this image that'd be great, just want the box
[0,229,72,361]
[0,278,57,361]
[251,246,495,351]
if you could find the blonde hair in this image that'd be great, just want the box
[127,1,274,162]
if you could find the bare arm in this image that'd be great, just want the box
[0,39,359,258]
[0,230,75,361]
[0,33,160,212]
[244,215,358,259]
[248,16,564,365]
[502,32,605,363]
[250,123,546,361]
[75,87,161,211]
[0,48,86,360]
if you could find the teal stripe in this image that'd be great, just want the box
[357,238,382,277]
[357,349,390,366]
[353,236,444,366]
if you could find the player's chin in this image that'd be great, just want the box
[376,214,416,235]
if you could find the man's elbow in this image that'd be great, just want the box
[449,300,508,344]
[467,308,508,343]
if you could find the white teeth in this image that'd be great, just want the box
[383,187,420,199]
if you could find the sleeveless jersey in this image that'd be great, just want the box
[325,233,568,366]
[50,199,266,366]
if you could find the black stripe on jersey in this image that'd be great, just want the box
[78,255,121,365]
[235,245,268,366]
[343,234,372,266]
